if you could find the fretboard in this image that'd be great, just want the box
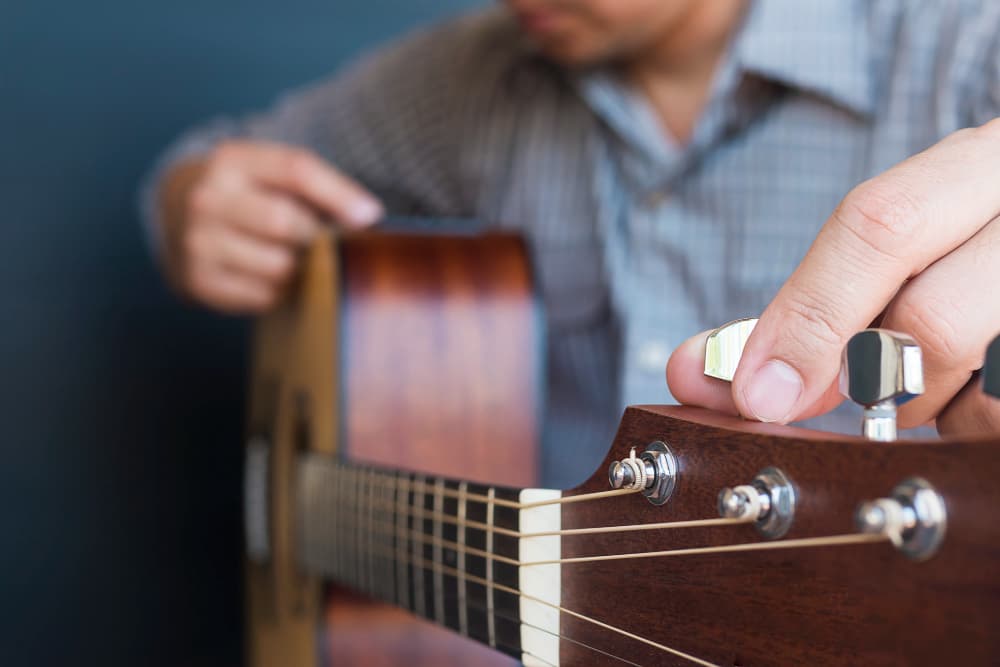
[296,454,562,666]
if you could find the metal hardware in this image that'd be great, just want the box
[244,435,271,563]
[855,478,947,561]
[608,441,678,506]
[717,467,796,539]
[839,329,924,442]
[704,317,758,381]
[985,335,1000,399]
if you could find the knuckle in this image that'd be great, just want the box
[841,182,925,254]
[780,290,848,354]
[887,295,965,365]
[285,149,319,189]
[976,116,1000,141]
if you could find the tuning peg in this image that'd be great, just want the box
[840,329,924,442]
[704,318,758,381]
[985,335,1000,399]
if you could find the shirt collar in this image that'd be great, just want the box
[733,0,875,117]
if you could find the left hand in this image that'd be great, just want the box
[666,118,1000,436]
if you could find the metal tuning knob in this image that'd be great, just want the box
[717,467,796,539]
[840,329,924,442]
[608,441,678,505]
[704,317,758,381]
[855,478,947,560]
[985,334,1000,399]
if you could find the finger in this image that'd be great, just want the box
[881,215,1000,428]
[667,329,844,420]
[665,330,740,415]
[214,141,383,227]
[188,264,279,314]
[936,373,1000,436]
[732,121,1000,423]
[193,224,297,284]
[215,187,321,245]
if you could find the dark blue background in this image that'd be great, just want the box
[1,1,478,664]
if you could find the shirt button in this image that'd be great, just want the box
[636,340,671,374]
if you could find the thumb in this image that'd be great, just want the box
[731,290,859,424]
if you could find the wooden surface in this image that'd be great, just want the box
[558,405,1000,666]
[322,230,541,666]
[246,233,339,667]
[338,232,541,484]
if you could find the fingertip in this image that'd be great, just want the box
[666,331,740,415]
[344,197,384,227]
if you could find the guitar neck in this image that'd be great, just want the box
[296,454,562,663]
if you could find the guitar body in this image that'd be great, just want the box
[246,228,539,666]
[246,226,1000,667]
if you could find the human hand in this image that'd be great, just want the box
[667,119,1000,436]
[158,140,383,313]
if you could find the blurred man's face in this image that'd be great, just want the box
[506,0,700,65]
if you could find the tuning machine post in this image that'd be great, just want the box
[855,478,947,560]
[717,467,796,539]
[608,441,678,506]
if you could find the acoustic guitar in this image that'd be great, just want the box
[243,226,1000,666]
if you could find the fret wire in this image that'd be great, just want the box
[412,475,426,618]
[395,472,409,610]
[371,471,382,600]
[486,487,496,650]
[386,473,397,603]
[457,481,469,637]
[356,538,721,667]
[433,478,445,625]
[365,471,374,596]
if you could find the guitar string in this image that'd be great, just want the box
[403,586,643,667]
[341,467,753,536]
[338,532,648,666]
[358,542,723,667]
[329,469,891,565]
[359,516,889,567]
[325,476,720,666]
[399,502,754,538]
[521,532,890,566]
[344,538,705,667]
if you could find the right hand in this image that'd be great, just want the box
[158,140,383,313]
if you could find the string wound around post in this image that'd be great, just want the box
[608,441,678,506]
[855,478,947,561]
[717,467,796,539]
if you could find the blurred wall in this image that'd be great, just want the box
[0,1,479,664]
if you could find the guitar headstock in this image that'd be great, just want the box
[550,323,1000,666]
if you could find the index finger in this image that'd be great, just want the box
[730,121,1000,424]
[216,141,384,227]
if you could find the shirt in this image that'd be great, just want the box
[144,0,1000,487]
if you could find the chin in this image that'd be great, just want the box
[531,35,611,67]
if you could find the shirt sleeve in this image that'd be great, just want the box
[138,9,517,253]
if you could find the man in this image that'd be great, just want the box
[145,0,1000,486]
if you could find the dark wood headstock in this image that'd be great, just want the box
[558,405,1000,666]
